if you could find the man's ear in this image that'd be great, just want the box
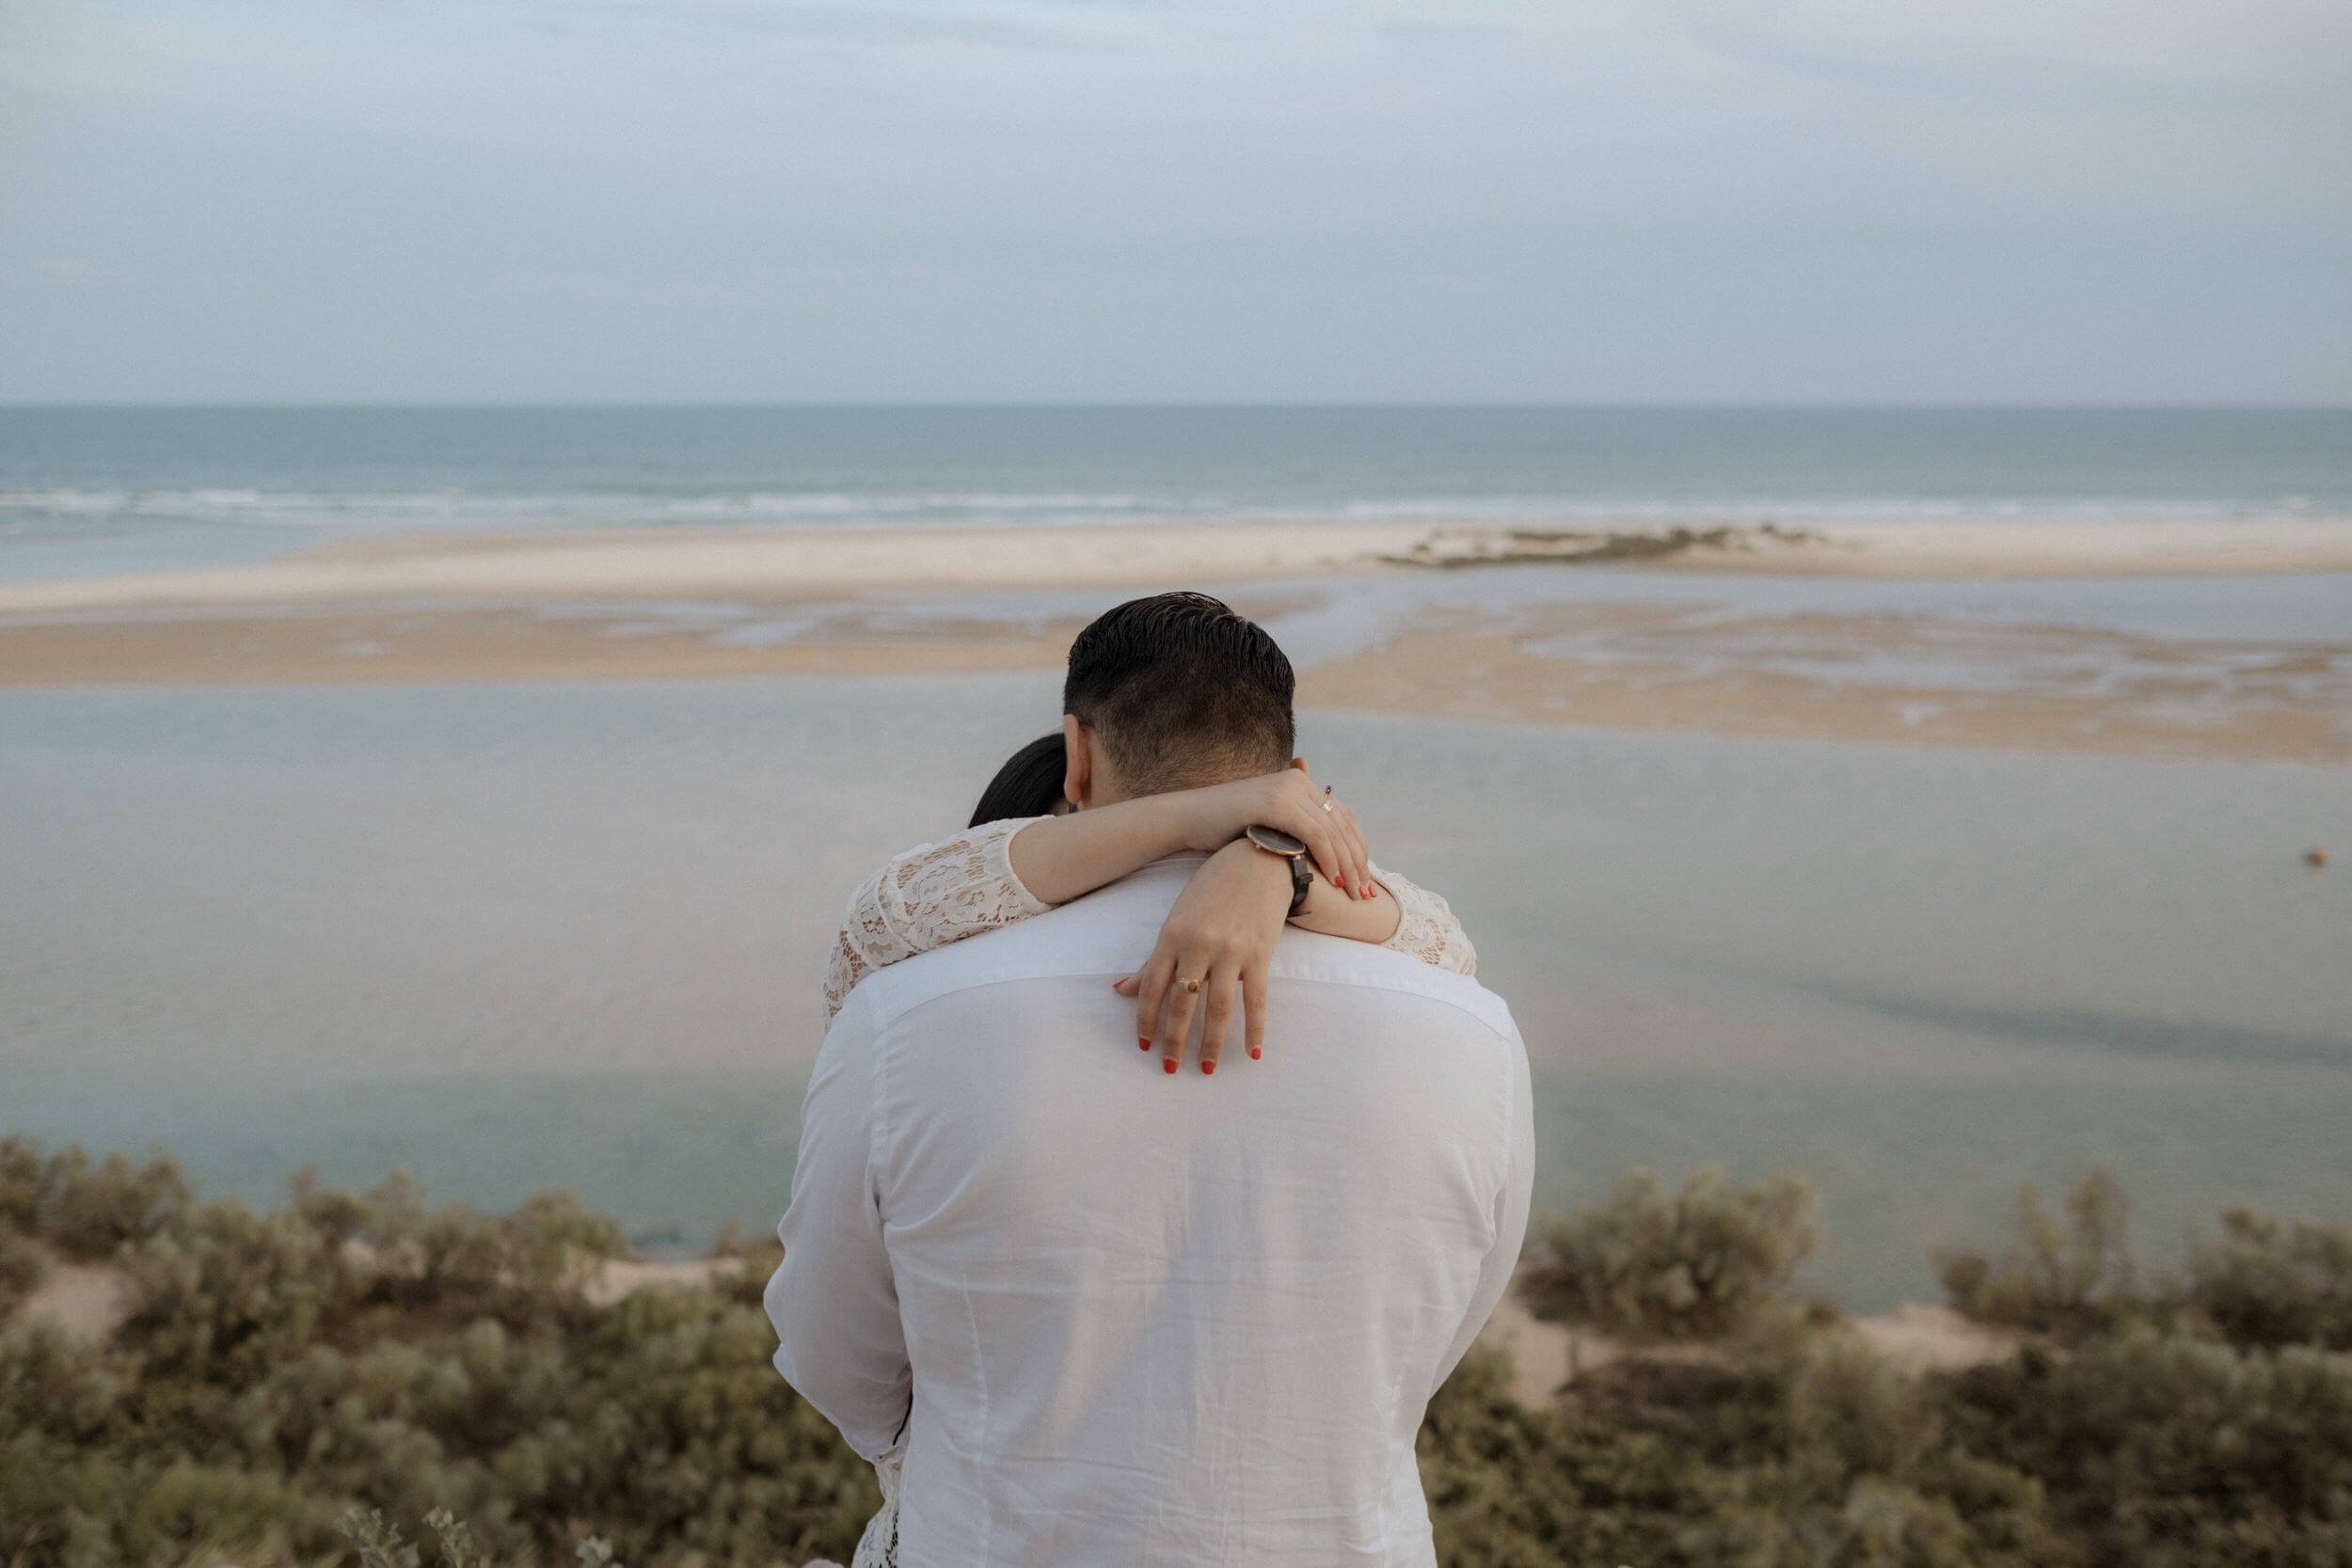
[1290,755,1309,773]
[1061,714,1092,808]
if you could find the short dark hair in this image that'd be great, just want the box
[970,733,1068,827]
[1062,592,1295,792]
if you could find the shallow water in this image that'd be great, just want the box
[7,405,2351,580]
[4,664,2346,1307]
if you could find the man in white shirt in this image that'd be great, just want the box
[768,593,1534,1566]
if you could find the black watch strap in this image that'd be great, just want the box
[1242,824,1317,917]
[1283,852,1314,917]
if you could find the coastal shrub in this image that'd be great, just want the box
[1418,1343,1701,1567]
[8,1137,2352,1568]
[1558,1323,2077,1568]
[0,1231,43,1319]
[2184,1207,2352,1352]
[1935,1169,2141,1340]
[1518,1165,1820,1340]
[0,1135,40,1235]
[1947,1326,2352,1566]
[119,1197,337,1382]
[0,1142,878,1568]
[0,1137,192,1260]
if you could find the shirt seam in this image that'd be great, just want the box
[1488,1014,1518,1257]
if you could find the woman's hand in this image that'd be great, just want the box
[1114,839,1295,1075]
[1176,762,1375,902]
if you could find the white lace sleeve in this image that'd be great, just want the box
[823,816,1052,1022]
[1368,863,1477,976]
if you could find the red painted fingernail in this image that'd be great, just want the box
[1200,1060,1215,1075]
[1163,1056,1178,1074]
[1248,1047,1262,1060]
[1139,1037,1152,1051]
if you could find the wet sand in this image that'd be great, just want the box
[2,592,2343,765]
[1298,603,2352,765]
[3,519,2348,765]
[0,603,1080,688]
[4,516,2352,620]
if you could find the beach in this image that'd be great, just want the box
[5,517,2349,766]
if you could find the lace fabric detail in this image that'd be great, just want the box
[848,1456,902,1568]
[1371,862,1477,976]
[823,816,1050,1022]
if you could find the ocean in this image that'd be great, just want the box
[6,405,2352,581]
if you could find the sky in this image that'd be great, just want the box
[2,0,2348,404]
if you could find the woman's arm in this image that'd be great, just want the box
[1283,859,1475,974]
[825,765,1376,1022]
[822,768,1470,1034]
[1004,767,1374,907]
[823,816,1047,1022]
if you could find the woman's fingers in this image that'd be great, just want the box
[1323,811,1364,900]
[1197,959,1240,1075]
[1324,800,1366,899]
[1133,951,1175,1054]
[1339,803,1374,899]
[1291,814,1342,889]
[1290,775,1368,897]
[1159,963,1202,1075]
[1266,774,1342,889]
[1242,966,1268,1061]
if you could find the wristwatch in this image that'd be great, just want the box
[1243,824,1315,917]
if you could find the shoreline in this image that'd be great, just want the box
[6,516,2352,617]
[2,518,2346,765]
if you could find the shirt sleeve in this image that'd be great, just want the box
[1367,863,1478,976]
[1427,1024,1535,1400]
[766,987,914,1462]
[823,816,1052,1022]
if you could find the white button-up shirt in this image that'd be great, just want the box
[767,855,1534,1567]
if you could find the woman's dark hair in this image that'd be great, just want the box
[970,733,1069,827]
[1062,591,1295,792]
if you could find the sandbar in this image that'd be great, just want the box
[5,516,2352,619]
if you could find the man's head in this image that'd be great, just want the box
[1060,592,1295,806]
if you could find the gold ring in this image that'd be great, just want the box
[1179,977,1201,994]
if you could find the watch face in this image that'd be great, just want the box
[1248,824,1309,857]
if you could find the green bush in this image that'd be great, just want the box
[1519,1165,1820,1341]
[0,1231,44,1319]
[1417,1343,1704,1567]
[7,1137,2352,1568]
[1935,1169,2142,1340]
[1947,1327,2352,1566]
[2184,1207,2352,1352]
[0,1141,873,1568]
[0,1135,41,1236]
[0,1137,191,1261]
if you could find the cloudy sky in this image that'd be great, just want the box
[3,0,2347,403]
